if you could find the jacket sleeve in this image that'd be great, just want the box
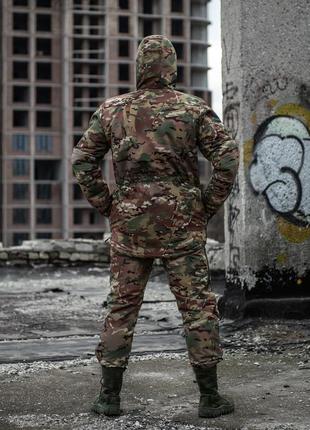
[71,108,112,217]
[197,107,239,221]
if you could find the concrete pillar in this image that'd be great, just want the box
[221,0,310,317]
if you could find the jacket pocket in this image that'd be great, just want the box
[170,183,205,229]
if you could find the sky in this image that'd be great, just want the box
[207,0,223,119]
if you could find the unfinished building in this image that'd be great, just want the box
[0,0,212,246]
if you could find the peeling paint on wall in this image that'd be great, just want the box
[276,217,310,243]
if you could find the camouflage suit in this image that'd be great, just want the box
[71,35,239,369]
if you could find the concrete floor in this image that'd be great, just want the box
[0,265,309,429]
[1,350,310,430]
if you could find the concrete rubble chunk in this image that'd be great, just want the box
[28,252,40,259]
[59,252,71,260]
[22,240,54,252]
[0,252,8,259]
[75,243,94,252]
[69,253,81,262]
[39,252,49,260]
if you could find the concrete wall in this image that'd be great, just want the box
[221,0,310,316]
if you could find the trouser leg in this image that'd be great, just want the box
[162,246,223,367]
[95,247,154,368]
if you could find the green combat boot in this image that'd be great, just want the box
[193,365,234,418]
[91,366,125,416]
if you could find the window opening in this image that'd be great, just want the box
[13,86,29,102]
[118,40,129,57]
[36,111,52,127]
[13,37,28,55]
[13,111,28,127]
[36,14,52,32]
[36,38,52,56]
[13,183,29,199]
[119,16,129,33]
[13,13,28,31]
[118,64,130,81]
[171,19,184,36]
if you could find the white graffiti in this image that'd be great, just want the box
[249,116,310,226]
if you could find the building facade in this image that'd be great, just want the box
[0,0,212,246]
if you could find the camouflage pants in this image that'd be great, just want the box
[95,245,223,368]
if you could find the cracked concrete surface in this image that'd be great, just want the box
[1,351,310,430]
[0,265,309,429]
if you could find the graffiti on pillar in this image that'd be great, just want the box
[244,75,288,110]
[244,74,310,111]
[227,177,241,271]
[223,81,240,139]
[249,113,310,227]
[223,36,234,75]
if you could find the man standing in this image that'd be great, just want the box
[71,35,239,418]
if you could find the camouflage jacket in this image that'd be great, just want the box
[71,35,239,258]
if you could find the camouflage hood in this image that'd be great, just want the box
[136,35,177,90]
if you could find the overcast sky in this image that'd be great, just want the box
[207,0,222,118]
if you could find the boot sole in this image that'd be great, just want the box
[199,404,235,418]
[91,403,121,416]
